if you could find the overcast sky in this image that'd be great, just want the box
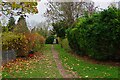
[26,0,120,27]
[1,0,120,28]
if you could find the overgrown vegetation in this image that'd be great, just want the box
[60,38,71,51]
[1,1,120,78]
[2,32,45,57]
[52,21,66,39]
[2,15,45,57]
[67,7,120,61]
[2,32,29,57]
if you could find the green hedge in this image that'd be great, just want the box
[67,8,120,61]
[45,35,54,44]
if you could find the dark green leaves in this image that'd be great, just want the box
[67,7,120,61]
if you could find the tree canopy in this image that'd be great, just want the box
[1,2,38,17]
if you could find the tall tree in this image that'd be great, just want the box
[1,1,39,33]
[7,16,15,31]
[1,2,38,17]
[52,21,66,38]
[44,0,95,28]
[14,15,30,33]
[35,22,50,38]
[1,2,38,33]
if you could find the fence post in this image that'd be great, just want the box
[7,53,8,63]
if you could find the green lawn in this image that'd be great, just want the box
[2,45,62,78]
[2,44,119,78]
[54,44,119,78]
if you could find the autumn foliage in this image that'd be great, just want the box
[2,32,45,57]
[24,33,45,52]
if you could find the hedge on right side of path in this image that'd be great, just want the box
[67,7,120,61]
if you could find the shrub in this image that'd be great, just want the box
[67,8,120,61]
[52,21,66,39]
[2,32,45,57]
[45,35,54,44]
[61,38,71,51]
[24,33,45,52]
[2,32,29,57]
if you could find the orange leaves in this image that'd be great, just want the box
[2,54,44,77]
[25,33,45,43]
[24,32,45,49]
[34,7,38,13]
[2,32,45,57]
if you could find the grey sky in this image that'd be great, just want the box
[1,0,120,28]
[26,0,48,27]
[26,0,120,27]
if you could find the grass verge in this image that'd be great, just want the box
[2,44,62,78]
[54,44,119,78]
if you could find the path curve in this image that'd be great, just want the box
[51,45,80,78]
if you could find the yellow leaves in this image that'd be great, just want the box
[11,2,16,9]
[16,47,18,50]
[45,71,47,74]
[45,59,49,61]
[85,75,88,78]
[23,48,26,50]
[2,56,44,77]
[109,67,113,69]
[1,66,4,70]
[3,74,7,77]
[83,68,85,71]
[15,70,19,73]
[26,63,29,66]
[26,68,29,71]
[23,35,26,38]
[47,65,52,68]
[0,73,2,77]
[94,67,97,70]
[19,68,22,71]
[25,72,28,74]
[33,7,38,13]
[70,67,73,70]
[9,68,12,70]
[25,40,28,44]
